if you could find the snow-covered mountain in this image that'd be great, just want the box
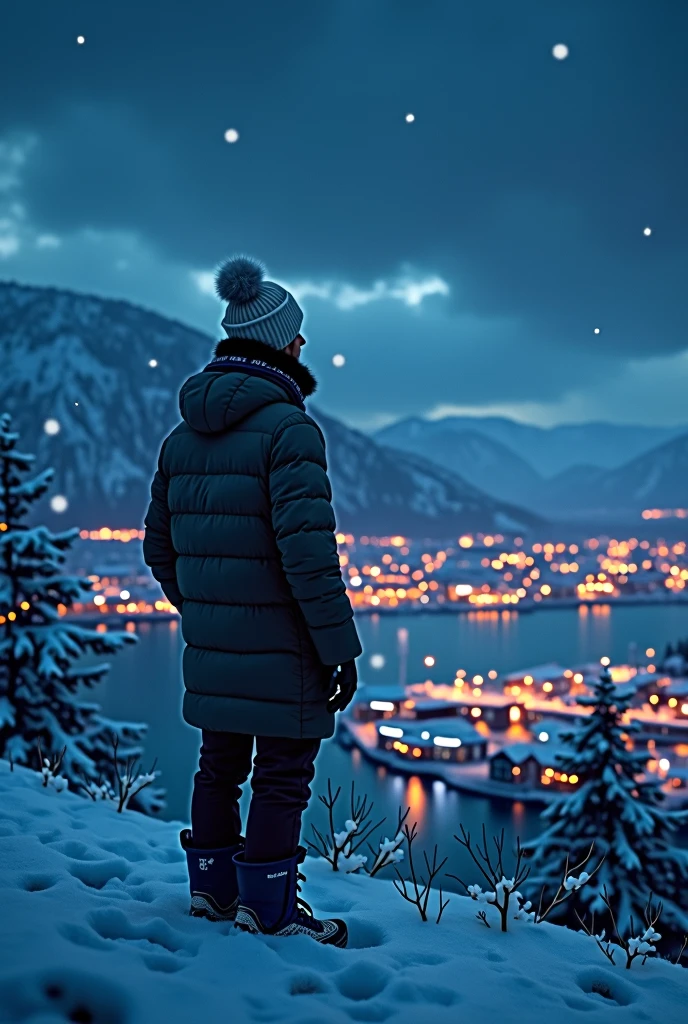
[0,281,543,536]
[0,280,212,525]
[315,410,544,535]
[376,415,684,478]
[368,424,542,506]
[545,433,688,518]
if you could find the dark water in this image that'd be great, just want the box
[94,604,688,891]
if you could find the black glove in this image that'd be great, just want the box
[326,659,358,713]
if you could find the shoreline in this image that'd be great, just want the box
[338,718,555,805]
[69,591,688,627]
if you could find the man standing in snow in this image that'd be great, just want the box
[143,257,361,947]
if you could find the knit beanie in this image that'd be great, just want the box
[215,255,304,351]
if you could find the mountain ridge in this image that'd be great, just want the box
[375,414,686,478]
[0,280,542,537]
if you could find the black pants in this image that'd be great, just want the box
[190,730,321,863]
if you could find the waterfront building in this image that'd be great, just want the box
[452,693,524,730]
[503,662,568,697]
[350,686,408,722]
[490,744,579,792]
[376,717,487,764]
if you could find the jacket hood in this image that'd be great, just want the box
[179,338,317,435]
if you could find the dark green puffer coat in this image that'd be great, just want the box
[143,353,361,739]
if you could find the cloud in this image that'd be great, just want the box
[0,135,35,258]
[288,273,450,310]
[428,348,688,428]
[0,136,35,193]
[191,267,450,312]
[0,233,20,259]
[2,118,687,433]
[35,234,61,249]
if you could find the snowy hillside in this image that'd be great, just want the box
[1,761,686,1024]
[0,281,541,536]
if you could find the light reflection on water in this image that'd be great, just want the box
[92,604,688,891]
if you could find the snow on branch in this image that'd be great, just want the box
[449,824,530,932]
[534,842,605,923]
[306,778,386,873]
[366,806,410,878]
[35,739,68,793]
[109,732,159,813]
[576,886,664,969]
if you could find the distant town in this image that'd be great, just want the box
[59,525,688,624]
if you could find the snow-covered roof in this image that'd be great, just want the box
[454,693,521,709]
[393,717,485,744]
[491,743,548,765]
[355,685,407,703]
[503,663,567,683]
[531,718,574,743]
[406,698,462,712]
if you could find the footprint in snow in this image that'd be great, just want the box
[0,965,130,1024]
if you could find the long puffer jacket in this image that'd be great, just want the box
[143,353,361,739]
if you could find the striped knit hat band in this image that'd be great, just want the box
[215,256,304,351]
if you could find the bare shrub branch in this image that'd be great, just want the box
[392,821,448,923]
[449,824,530,932]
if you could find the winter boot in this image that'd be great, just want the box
[180,829,244,921]
[233,846,347,947]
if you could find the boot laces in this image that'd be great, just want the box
[296,870,313,918]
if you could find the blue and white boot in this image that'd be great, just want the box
[233,846,347,947]
[180,829,244,921]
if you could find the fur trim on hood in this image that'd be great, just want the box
[213,336,317,398]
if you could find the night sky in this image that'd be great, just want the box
[1,1,686,429]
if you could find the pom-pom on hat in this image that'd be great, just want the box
[215,255,304,350]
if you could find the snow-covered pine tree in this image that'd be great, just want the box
[0,413,163,813]
[526,664,688,933]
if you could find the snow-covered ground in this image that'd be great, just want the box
[1,760,686,1024]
